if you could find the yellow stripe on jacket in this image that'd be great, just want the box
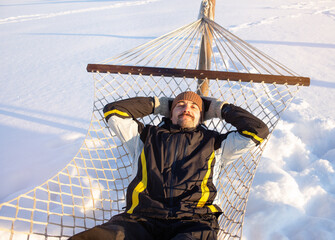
[104,109,129,119]
[242,130,264,143]
[127,149,148,214]
[197,151,216,208]
[207,204,218,213]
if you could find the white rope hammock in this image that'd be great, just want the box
[0,14,309,240]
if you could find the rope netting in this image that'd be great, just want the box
[0,17,308,240]
[101,18,299,75]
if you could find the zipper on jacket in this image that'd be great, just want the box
[168,131,190,216]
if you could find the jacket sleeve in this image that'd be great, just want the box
[103,97,154,162]
[222,104,269,145]
[104,97,154,124]
[218,104,269,166]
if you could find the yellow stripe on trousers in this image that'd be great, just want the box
[127,149,148,214]
[197,151,215,208]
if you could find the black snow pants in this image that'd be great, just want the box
[69,213,219,240]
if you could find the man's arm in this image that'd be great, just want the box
[222,104,269,146]
[103,97,154,160]
[218,103,269,166]
[203,97,269,166]
[104,97,154,123]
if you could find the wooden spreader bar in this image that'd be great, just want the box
[87,64,310,86]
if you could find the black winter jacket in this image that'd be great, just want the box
[103,97,269,219]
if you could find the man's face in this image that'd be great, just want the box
[171,100,201,128]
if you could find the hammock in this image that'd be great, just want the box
[0,5,309,240]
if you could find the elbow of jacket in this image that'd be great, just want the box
[103,103,117,122]
[103,103,113,114]
[260,122,270,140]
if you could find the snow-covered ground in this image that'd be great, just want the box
[1,0,334,239]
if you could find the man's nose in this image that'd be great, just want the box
[183,104,192,112]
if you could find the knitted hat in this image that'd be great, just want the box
[171,91,203,117]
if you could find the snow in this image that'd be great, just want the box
[1,0,335,239]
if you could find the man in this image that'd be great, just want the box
[70,91,269,240]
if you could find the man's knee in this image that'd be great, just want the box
[69,225,125,240]
[171,232,197,240]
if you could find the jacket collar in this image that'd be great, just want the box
[160,117,205,133]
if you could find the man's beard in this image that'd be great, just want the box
[177,113,196,128]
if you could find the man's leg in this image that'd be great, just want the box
[69,224,125,240]
[69,213,155,240]
[170,216,219,240]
